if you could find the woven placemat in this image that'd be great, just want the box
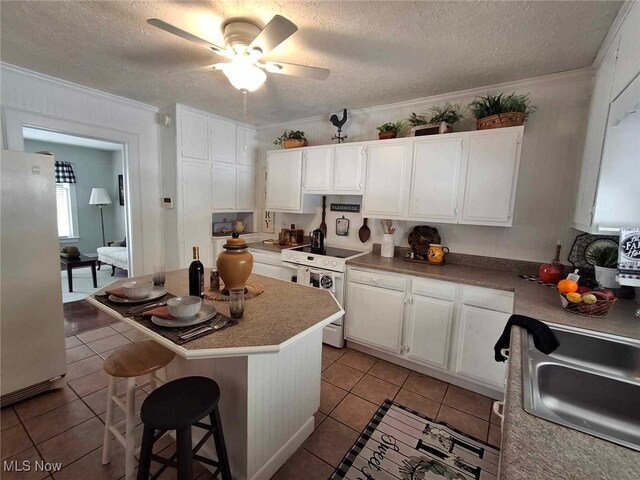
[93,294,236,345]
[204,281,265,301]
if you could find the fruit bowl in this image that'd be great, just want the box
[559,291,616,317]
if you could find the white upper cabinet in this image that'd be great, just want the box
[179,109,208,161]
[303,147,333,192]
[236,126,256,167]
[236,165,255,211]
[333,145,365,193]
[362,142,412,218]
[610,3,640,100]
[409,137,463,222]
[211,162,236,212]
[461,127,522,226]
[266,150,304,211]
[210,117,237,164]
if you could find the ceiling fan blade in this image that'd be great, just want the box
[264,61,330,80]
[249,15,298,55]
[147,18,228,56]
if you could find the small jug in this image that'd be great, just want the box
[427,244,449,264]
[234,219,247,234]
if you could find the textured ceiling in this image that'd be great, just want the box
[0,1,621,125]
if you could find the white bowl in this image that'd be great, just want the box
[167,296,202,319]
[121,280,154,299]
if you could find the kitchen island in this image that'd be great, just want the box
[87,270,343,480]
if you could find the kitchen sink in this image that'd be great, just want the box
[523,326,640,451]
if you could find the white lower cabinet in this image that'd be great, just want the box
[345,281,405,354]
[407,294,454,369]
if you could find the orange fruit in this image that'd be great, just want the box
[558,279,578,294]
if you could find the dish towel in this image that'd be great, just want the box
[142,306,173,319]
[494,315,559,362]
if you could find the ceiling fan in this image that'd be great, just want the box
[147,14,330,92]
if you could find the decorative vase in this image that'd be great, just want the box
[594,266,620,289]
[378,131,397,140]
[381,233,395,258]
[216,232,253,291]
[283,138,308,149]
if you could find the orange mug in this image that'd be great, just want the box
[428,244,449,264]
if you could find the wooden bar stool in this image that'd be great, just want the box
[137,376,232,480]
[102,339,175,480]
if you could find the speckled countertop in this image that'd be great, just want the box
[347,253,640,478]
[90,270,342,357]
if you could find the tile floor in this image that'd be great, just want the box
[63,300,117,337]
[2,321,501,480]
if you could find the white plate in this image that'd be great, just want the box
[109,287,168,304]
[151,304,217,328]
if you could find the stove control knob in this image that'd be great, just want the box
[293,254,299,262]
[331,261,338,267]
[286,253,292,259]
[323,259,329,266]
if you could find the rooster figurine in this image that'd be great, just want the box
[330,108,348,143]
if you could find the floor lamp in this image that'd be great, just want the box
[89,188,112,247]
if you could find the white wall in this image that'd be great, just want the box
[0,63,161,275]
[256,69,592,263]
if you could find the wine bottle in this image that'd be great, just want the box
[188,246,204,298]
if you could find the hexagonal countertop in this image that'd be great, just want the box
[87,270,343,359]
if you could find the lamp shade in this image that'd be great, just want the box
[89,188,112,206]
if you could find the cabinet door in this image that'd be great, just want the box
[461,128,521,226]
[179,110,208,161]
[236,126,256,166]
[345,282,405,353]
[211,163,236,211]
[610,3,640,100]
[236,165,255,211]
[409,137,463,222]
[303,147,333,192]
[266,150,303,211]
[210,118,237,164]
[407,295,454,369]
[456,305,509,389]
[181,161,212,266]
[333,145,364,193]
[363,142,411,217]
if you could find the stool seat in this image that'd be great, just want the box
[141,376,220,431]
[104,339,175,378]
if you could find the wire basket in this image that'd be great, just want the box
[476,112,526,130]
[283,138,308,149]
[559,291,616,317]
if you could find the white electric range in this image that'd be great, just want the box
[281,245,367,347]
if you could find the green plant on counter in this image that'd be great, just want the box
[376,120,406,133]
[273,130,306,146]
[427,103,465,125]
[468,92,536,119]
[407,112,429,127]
[585,245,618,268]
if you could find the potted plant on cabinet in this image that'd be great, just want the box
[407,103,465,136]
[376,121,405,140]
[586,245,620,288]
[468,92,535,130]
[274,130,308,149]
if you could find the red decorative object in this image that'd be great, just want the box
[539,244,563,284]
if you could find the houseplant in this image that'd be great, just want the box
[586,244,620,288]
[406,104,464,135]
[427,103,465,125]
[376,121,405,140]
[273,130,307,149]
[468,93,535,130]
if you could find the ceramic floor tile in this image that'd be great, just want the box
[110,321,134,333]
[437,405,489,442]
[23,399,95,444]
[403,372,449,402]
[319,381,348,415]
[443,385,493,420]
[65,355,104,382]
[321,356,334,372]
[351,374,400,405]
[121,328,148,342]
[67,369,111,397]
[321,362,364,391]
[487,423,502,448]
[86,334,131,355]
[64,336,82,350]
[1,447,48,480]
[271,447,334,480]
[393,389,441,419]
[14,386,78,422]
[76,326,118,344]
[336,349,377,372]
[81,382,128,416]
[52,445,124,480]
[64,301,118,337]
[330,394,380,431]
[321,345,348,361]
[65,344,95,364]
[1,423,33,460]
[1,407,20,430]
[367,359,411,386]
[303,417,359,468]
[38,417,105,466]
[314,411,327,430]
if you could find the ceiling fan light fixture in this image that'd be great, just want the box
[264,62,283,73]
[221,61,266,92]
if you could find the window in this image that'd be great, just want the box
[55,183,78,239]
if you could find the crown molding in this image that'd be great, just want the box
[256,67,593,130]
[592,1,635,68]
[0,63,159,114]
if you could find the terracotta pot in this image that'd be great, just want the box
[216,232,253,290]
[378,130,397,140]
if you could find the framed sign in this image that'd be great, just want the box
[262,210,275,234]
[330,203,360,213]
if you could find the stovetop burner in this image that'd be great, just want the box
[291,245,364,259]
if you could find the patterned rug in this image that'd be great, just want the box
[331,400,499,480]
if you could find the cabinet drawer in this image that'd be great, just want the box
[412,278,456,301]
[348,269,406,292]
[461,285,513,314]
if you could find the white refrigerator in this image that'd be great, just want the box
[1,150,67,405]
